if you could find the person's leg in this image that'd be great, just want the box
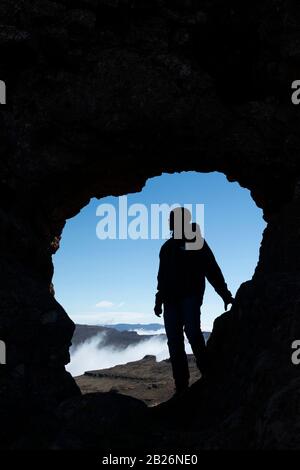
[182,296,207,376]
[163,300,189,392]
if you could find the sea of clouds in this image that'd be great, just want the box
[67,330,192,377]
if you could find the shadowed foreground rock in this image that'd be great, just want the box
[0,0,300,450]
[53,393,151,451]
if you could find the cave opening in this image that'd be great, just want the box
[52,170,266,406]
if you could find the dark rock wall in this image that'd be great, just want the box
[0,0,300,448]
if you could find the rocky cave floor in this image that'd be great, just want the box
[11,356,209,451]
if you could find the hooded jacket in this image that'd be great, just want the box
[156,237,232,305]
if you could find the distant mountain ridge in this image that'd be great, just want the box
[107,324,211,341]
[72,324,156,350]
[72,323,210,351]
[104,323,164,332]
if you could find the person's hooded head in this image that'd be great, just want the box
[169,207,192,240]
[169,208,204,250]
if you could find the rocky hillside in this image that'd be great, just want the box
[72,324,210,349]
[72,324,159,349]
[76,354,200,406]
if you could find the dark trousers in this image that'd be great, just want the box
[163,295,207,391]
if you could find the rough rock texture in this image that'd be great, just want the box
[0,0,300,449]
[76,354,200,406]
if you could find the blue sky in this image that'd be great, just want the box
[52,171,266,331]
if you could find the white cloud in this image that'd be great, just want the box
[130,328,166,336]
[67,332,193,377]
[95,300,114,308]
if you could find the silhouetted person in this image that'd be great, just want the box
[154,207,234,395]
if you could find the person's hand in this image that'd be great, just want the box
[224,295,234,311]
[154,303,163,317]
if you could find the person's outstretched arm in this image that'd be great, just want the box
[203,241,234,310]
